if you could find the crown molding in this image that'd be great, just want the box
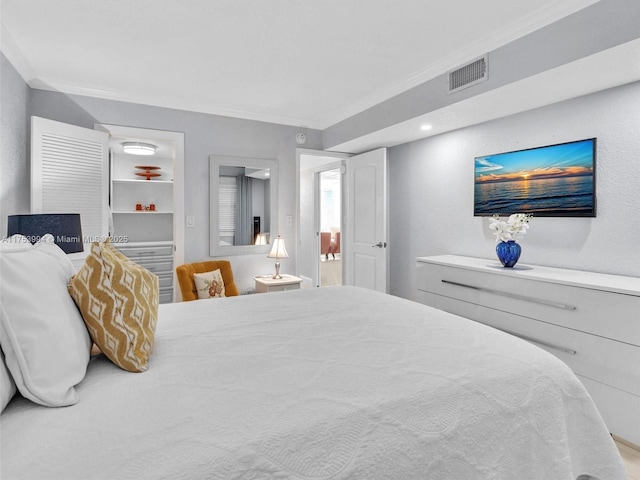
[26,76,322,130]
[0,23,35,83]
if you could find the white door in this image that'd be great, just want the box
[344,148,388,292]
[31,116,110,251]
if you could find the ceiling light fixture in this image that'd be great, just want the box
[420,124,432,131]
[122,142,157,156]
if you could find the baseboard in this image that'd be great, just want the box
[613,433,640,452]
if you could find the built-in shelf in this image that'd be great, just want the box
[112,178,173,185]
[113,211,173,215]
[110,149,175,301]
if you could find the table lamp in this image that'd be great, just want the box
[267,235,288,279]
[7,213,83,254]
[255,233,268,245]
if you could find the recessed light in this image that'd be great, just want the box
[420,124,432,131]
[122,142,157,156]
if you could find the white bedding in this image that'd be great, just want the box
[1,286,625,479]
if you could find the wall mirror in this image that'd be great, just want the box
[210,155,278,256]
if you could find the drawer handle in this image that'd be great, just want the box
[500,329,577,356]
[135,251,156,256]
[441,280,576,311]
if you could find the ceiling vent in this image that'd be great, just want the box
[448,55,488,94]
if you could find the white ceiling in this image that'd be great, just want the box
[1,0,607,133]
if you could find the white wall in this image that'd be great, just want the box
[0,54,30,236]
[389,81,640,300]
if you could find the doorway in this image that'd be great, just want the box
[296,147,388,291]
[318,168,342,287]
[296,147,389,292]
[296,149,350,288]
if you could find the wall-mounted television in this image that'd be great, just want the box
[474,138,596,217]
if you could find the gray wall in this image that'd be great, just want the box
[1,65,322,292]
[0,54,30,237]
[389,81,640,300]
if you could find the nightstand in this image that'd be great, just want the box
[254,274,302,293]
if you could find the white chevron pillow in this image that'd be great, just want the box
[68,239,159,372]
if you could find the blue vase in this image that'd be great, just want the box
[496,240,521,267]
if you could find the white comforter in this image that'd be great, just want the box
[1,286,625,480]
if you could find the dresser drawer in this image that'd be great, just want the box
[132,257,173,274]
[265,283,300,293]
[157,272,173,289]
[579,376,640,446]
[116,244,173,258]
[421,291,640,397]
[159,288,173,304]
[417,263,640,346]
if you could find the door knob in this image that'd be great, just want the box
[371,242,387,248]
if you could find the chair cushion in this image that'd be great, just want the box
[193,269,226,299]
[68,239,159,372]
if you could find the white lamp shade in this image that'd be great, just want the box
[268,236,289,259]
[255,233,268,245]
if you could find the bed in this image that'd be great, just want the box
[1,281,626,479]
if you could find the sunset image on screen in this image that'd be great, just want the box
[474,138,595,216]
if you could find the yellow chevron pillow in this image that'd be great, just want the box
[68,239,159,372]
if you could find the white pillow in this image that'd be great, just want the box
[0,349,16,413]
[193,269,226,299]
[0,234,91,407]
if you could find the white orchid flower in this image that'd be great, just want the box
[489,213,531,243]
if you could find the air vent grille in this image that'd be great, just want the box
[448,55,488,93]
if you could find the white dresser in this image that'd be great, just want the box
[114,241,174,303]
[416,254,640,445]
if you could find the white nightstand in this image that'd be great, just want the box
[254,274,302,293]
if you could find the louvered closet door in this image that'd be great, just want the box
[31,117,109,245]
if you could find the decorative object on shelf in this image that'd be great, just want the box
[135,172,162,180]
[122,142,157,156]
[134,204,158,212]
[489,213,531,267]
[267,236,289,279]
[7,213,83,254]
[134,165,161,180]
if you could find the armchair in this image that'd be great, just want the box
[176,260,239,301]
